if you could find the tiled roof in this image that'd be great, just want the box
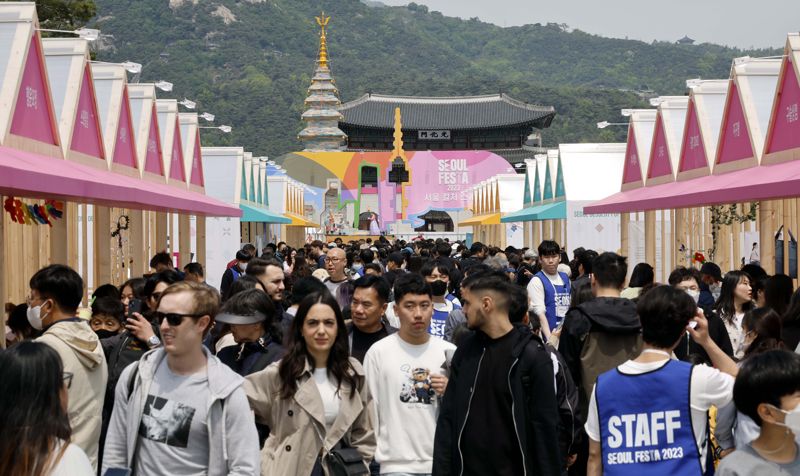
[339,93,555,130]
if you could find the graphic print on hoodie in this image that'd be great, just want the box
[135,359,211,474]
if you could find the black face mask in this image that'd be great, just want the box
[430,280,448,296]
[94,329,119,340]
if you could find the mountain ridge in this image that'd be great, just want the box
[91,0,781,156]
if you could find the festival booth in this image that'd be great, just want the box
[585,55,784,275]
[237,153,290,247]
[558,143,626,254]
[672,79,729,271]
[500,149,568,247]
[761,34,800,276]
[0,3,241,311]
[461,174,525,248]
[267,174,318,247]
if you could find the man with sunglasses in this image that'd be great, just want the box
[31,264,108,471]
[103,281,260,476]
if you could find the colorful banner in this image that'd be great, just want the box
[4,196,64,226]
[279,150,514,228]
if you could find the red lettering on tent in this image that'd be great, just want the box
[113,87,137,169]
[10,35,57,144]
[190,131,204,187]
[648,114,673,179]
[717,82,754,165]
[70,64,104,159]
[766,58,800,154]
[169,117,186,182]
[622,124,642,184]
[679,99,707,172]
[144,106,164,175]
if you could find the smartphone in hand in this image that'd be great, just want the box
[127,299,143,320]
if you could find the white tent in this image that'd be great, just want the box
[156,99,186,188]
[129,84,166,182]
[0,3,61,157]
[676,79,728,180]
[91,64,138,176]
[42,38,105,166]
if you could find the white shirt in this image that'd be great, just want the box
[363,334,456,474]
[51,442,94,476]
[312,368,341,428]
[585,358,735,472]
[723,311,746,359]
[526,271,564,317]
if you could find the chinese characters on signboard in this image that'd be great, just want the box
[418,130,451,140]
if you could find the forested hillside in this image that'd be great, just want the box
[90,0,781,155]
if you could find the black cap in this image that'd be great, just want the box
[700,262,722,281]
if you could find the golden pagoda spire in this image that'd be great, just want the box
[391,107,407,161]
[315,12,330,68]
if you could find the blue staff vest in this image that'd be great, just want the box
[596,359,702,476]
[535,270,571,331]
[429,300,459,339]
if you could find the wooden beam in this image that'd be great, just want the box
[81,204,88,304]
[93,206,112,288]
[620,212,629,256]
[645,211,656,267]
[0,197,6,349]
[179,214,191,267]
[154,212,168,257]
[129,210,145,278]
[196,215,206,267]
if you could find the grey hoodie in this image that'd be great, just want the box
[38,320,108,470]
[102,347,260,476]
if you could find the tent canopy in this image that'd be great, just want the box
[501,201,566,222]
[459,212,501,226]
[240,203,290,224]
[0,145,240,217]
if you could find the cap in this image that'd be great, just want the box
[700,262,722,281]
[215,310,266,325]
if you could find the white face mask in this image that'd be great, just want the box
[686,289,700,304]
[27,304,44,330]
[771,404,800,436]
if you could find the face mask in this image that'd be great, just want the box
[94,329,118,340]
[710,283,721,299]
[352,263,364,272]
[686,289,700,304]
[770,404,800,436]
[430,280,448,296]
[238,262,247,272]
[27,304,44,331]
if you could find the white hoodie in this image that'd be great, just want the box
[38,319,108,471]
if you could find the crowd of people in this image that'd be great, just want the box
[2,236,800,476]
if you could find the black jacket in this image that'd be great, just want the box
[433,325,561,476]
[674,307,733,364]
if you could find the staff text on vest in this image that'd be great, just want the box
[607,410,682,448]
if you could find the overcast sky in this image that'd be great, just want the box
[378,0,798,49]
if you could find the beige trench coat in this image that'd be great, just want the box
[244,357,376,476]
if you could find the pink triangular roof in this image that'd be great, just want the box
[70,63,104,161]
[9,34,58,146]
[678,98,708,174]
[189,130,205,187]
[144,105,164,176]
[169,116,186,183]
[111,86,138,170]
[715,81,755,171]
[647,113,673,180]
[621,123,643,189]
[763,55,800,163]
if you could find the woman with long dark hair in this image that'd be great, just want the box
[715,270,754,360]
[244,291,375,475]
[0,341,93,475]
[620,262,655,299]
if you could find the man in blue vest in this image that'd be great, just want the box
[527,240,571,339]
[586,285,739,476]
[219,249,251,300]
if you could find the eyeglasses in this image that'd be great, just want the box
[154,311,206,326]
[62,372,73,389]
[324,257,342,263]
